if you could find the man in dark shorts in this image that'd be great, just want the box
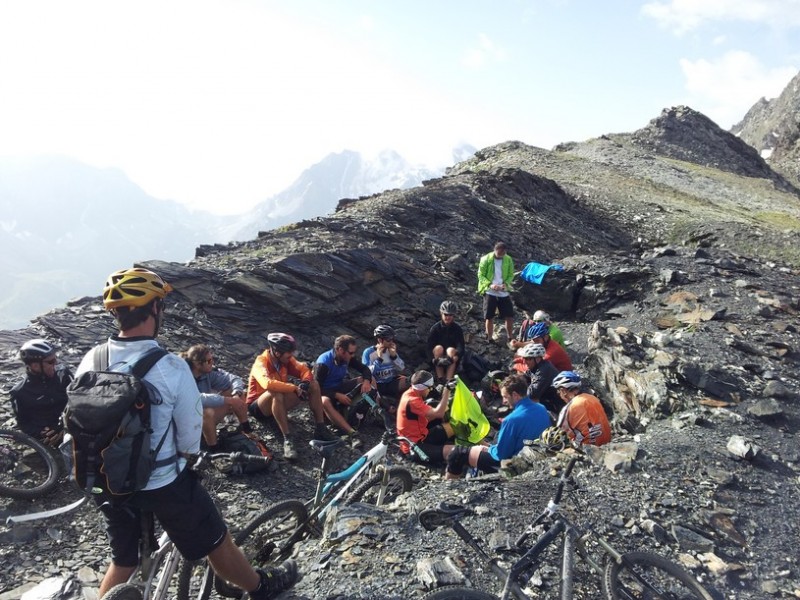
[477,241,515,343]
[77,267,297,599]
[314,334,375,442]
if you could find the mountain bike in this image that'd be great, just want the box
[100,450,273,600]
[177,430,416,600]
[418,454,715,600]
[0,428,60,499]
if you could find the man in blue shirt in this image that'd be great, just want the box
[445,374,549,478]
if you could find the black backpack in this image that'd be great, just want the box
[216,427,274,475]
[65,344,175,497]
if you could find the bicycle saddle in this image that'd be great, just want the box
[309,438,344,459]
[418,502,472,531]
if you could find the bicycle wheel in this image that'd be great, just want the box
[421,586,498,600]
[346,467,413,505]
[0,428,59,499]
[176,558,214,600]
[212,500,308,599]
[103,584,144,600]
[603,551,715,600]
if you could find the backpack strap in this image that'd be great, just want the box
[129,347,176,470]
[130,348,169,378]
[92,343,110,371]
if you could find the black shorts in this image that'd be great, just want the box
[483,294,514,319]
[97,468,228,567]
[408,423,452,465]
[322,378,361,404]
[376,379,401,399]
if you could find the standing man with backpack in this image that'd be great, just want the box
[74,267,297,599]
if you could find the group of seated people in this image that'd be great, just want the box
[399,300,611,478]
[10,300,610,477]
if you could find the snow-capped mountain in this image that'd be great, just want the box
[224,148,473,242]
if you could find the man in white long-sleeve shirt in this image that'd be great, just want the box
[80,267,297,599]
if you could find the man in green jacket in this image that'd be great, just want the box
[477,241,515,342]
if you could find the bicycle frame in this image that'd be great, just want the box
[137,514,182,600]
[311,436,391,521]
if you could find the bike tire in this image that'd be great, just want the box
[603,551,715,600]
[211,500,309,599]
[421,586,498,600]
[176,558,214,600]
[103,584,144,600]
[0,428,59,499]
[345,466,413,505]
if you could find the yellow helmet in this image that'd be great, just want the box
[103,268,173,310]
[538,426,569,451]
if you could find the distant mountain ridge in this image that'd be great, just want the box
[222,148,457,241]
[0,147,465,329]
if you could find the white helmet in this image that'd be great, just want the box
[533,310,550,323]
[517,343,546,359]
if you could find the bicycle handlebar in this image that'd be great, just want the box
[183,450,272,471]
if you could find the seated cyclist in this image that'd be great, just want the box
[180,344,250,451]
[396,370,455,465]
[427,300,465,383]
[247,333,338,461]
[362,325,408,415]
[512,321,572,373]
[551,371,611,446]
[515,343,560,416]
[10,339,73,447]
[445,374,550,479]
[314,335,375,446]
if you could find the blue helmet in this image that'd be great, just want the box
[527,321,550,339]
[552,371,582,390]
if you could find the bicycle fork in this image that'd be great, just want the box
[143,532,182,600]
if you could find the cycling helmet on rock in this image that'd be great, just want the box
[103,268,173,310]
[538,426,569,451]
[373,325,395,340]
[19,339,56,363]
[533,310,550,322]
[552,371,582,390]
[440,301,458,315]
[517,343,546,359]
[267,332,297,354]
[527,322,550,339]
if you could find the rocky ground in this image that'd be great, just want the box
[2,112,800,599]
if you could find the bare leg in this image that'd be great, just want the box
[99,564,136,597]
[485,318,493,338]
[321,396,355,434]
[207,532,260,592]
[202,407,223,446]
[306,380,327,424]
[256,392,300,436]
[505,317,514,339]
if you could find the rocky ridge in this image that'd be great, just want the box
[2,97,800,599]
[732,70,800,190]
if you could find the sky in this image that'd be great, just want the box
[1,0,798,216]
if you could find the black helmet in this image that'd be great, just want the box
[373,325,395,340]
[267,332,297,354]
[440,300,458,315]
[19,339,56,363]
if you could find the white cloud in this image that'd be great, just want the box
[461,33,507,69]
[679,50,797,126]
[642,0,800,34]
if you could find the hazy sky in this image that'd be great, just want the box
[1,0,798,215]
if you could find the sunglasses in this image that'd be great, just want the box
[442,313,454,317]
[43,358,57,365]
